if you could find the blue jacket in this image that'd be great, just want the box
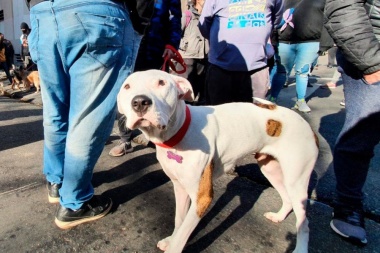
[139,0,182,61]
[198,0,283,71]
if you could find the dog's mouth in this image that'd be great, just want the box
[131,118,151,129]
[130,117,166,131]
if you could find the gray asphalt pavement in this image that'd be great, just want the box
[1,55,379,253]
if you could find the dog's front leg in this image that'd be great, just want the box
[157,180,190,251]
[160,161,214,253]
[162,201,201,253]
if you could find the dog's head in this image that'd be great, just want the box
[117,70,194,131]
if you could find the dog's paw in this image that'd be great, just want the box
[157,236,172,251]
[264,212,286,223]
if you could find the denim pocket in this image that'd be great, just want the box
[28,15,40,63]
[75,12,125,68]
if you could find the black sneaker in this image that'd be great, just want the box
[47,182,61,204]
[330,205,367,245]
[55,195,112,229]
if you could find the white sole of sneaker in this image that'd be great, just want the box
[292,105,311,113]
[55,200,113,230]
[48,195,60,204]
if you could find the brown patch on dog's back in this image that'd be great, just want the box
[266,119,282,137]
[254,101,277,110]
[197,162,214,218]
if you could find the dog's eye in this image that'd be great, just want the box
[124,83,130,90]
[158,79,165,86]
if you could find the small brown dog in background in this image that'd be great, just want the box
[11,65,40,93]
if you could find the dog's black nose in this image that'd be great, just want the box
[131,95,152,114]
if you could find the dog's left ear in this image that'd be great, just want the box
[169,74,194,102]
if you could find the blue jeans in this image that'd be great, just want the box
[333,51,380,208]
[271,42,319,100]
[29,0,141,209]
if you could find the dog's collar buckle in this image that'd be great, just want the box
[154,106,191,149]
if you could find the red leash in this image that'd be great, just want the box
[161,44,187,74]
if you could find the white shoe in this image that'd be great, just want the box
[293,99,311,113]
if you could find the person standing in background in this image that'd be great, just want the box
[0,34,14,85]
[198,0,283,105]
[0,33,15,71]
[325,0,380,245]
[20,22,37,71]
[269,0,325,113]
[176,0,209,105]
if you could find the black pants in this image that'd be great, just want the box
[205,63,253,105]
[178,58,207,105]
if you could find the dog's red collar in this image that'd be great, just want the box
[154,106,191,149]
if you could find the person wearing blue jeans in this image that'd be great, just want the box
[269,0,325,113]
[325,0,380,245]
[270,41,320,112]
[27,0,141,229]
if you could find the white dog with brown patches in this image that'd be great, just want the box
[117,70,319,253]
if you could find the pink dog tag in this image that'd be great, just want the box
[167,151,183,163]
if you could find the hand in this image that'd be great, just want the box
[162,48,175,60]
[364,70,380,84]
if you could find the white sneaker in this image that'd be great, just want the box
[293,99,311,113]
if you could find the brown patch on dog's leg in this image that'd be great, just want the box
[197,162,214,218]
[254,101,277,110]
[266,119,282,137]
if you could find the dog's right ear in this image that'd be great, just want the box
[169,74,194,102]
